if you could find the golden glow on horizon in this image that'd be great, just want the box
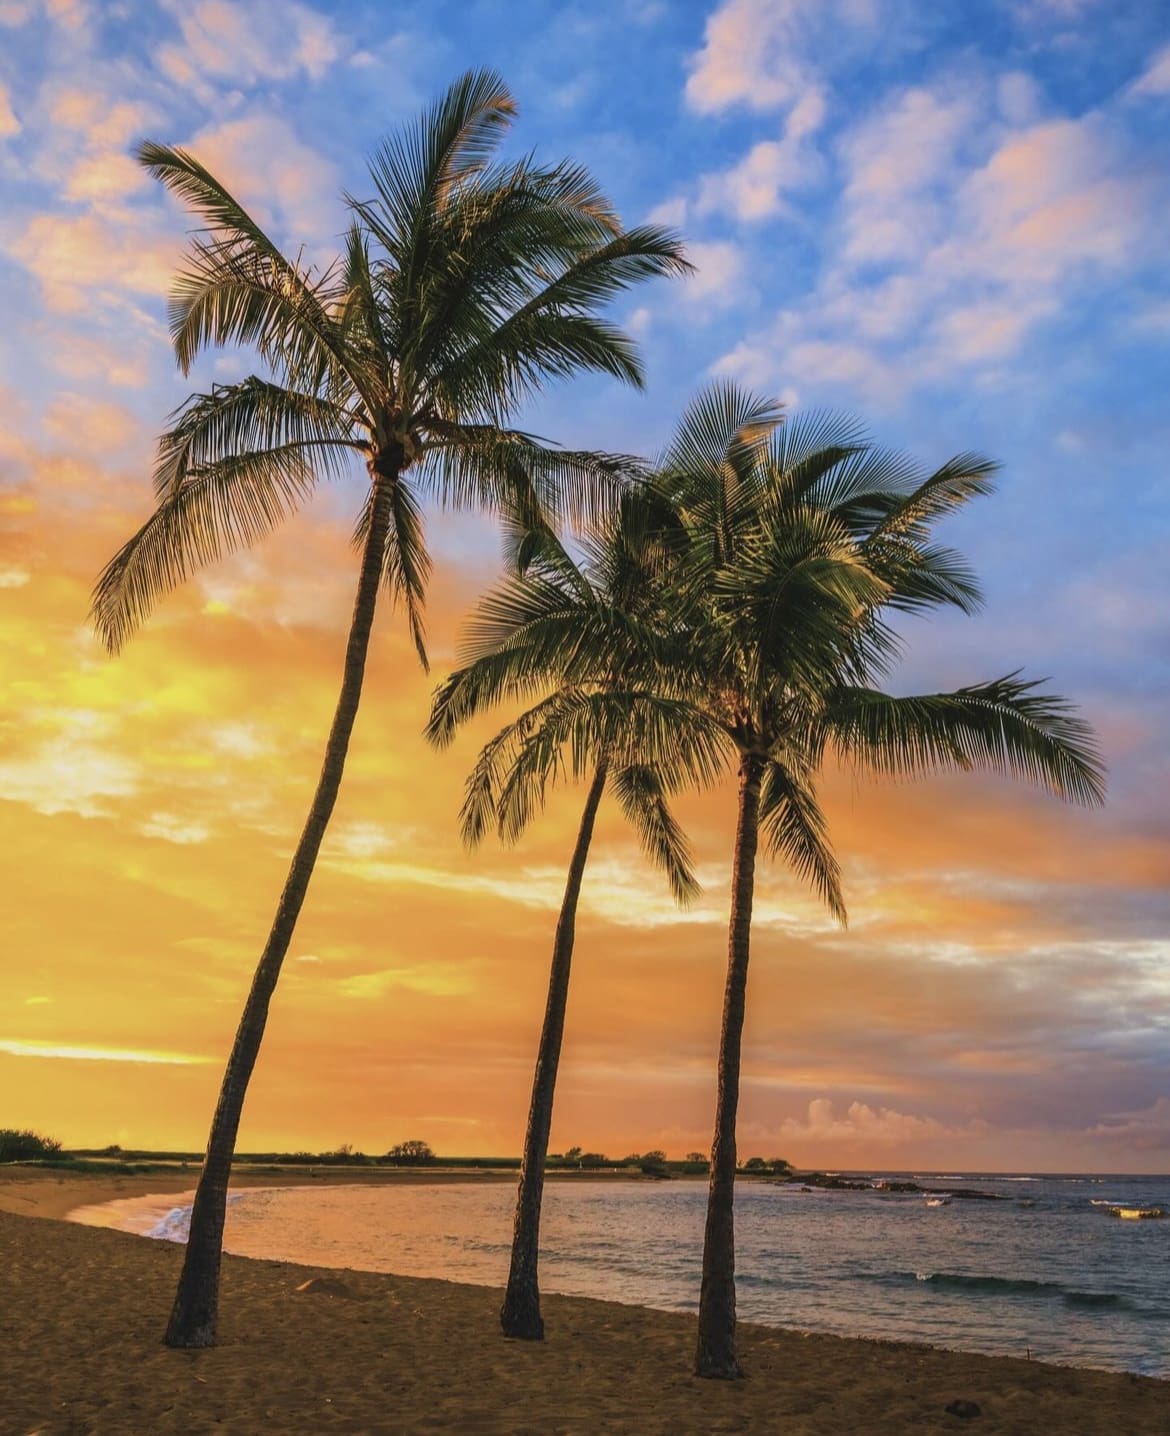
[0,440,1166,1172]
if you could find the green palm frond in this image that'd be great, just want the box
[136,140,291,256]
[865,453,999,545]
[366,67,515,239]
[339,222,391,374]
[352,478,432,668]
[866,539,983,615]
[659,382,784,564]
[154,377,362,498]
[713,507,891,697]
[112,73,690,664]
[611,763,700,904]
[92,446,318,653]
[758,761,846,924]
[137,143,363,397]
[456,687,726,847]
[824,674,1106,804]
[421,423,644,528]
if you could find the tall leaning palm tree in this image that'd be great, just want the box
[426,492,726,1339]
[653,385,1106,1379]
[91,69,689,1350]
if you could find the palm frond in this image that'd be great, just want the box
[611,763,699,904]
[758,761,846,924]
[824,674,1106,804]
[865,453,999,545]
[92,447,318,653]
[353,477,432,669]
[422,423,644,529]
[154,377,361,499]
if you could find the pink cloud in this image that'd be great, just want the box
[0,80,19,137]
[685,0,870,116]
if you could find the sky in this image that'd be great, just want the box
[1,0,1168,1172]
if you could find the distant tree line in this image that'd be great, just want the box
[5,1130,791,1179]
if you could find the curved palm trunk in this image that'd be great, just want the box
[164,468,398,1350]
[500,759,609,1340]
[695,750,764,1379]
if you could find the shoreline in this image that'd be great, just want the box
[0,1161,541,1223]
[2,1172,1167,1434]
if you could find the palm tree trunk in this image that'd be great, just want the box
[164,467,398,1350]
[694,749,764,1379]
[500,759,609,1340]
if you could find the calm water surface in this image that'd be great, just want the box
[72,1173,1170,1377]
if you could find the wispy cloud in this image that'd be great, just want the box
[0,1039,213,1064]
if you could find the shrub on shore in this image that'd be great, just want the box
[0,1129,62,1163]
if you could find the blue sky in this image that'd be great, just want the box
[1,0,1169,1165]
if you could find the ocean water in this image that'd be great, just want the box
[70,1173,1170,1377]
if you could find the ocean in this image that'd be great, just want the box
[70,1172,1170,1377]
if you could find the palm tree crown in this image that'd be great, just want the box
[428,490,726,886]
[92,67,689,657]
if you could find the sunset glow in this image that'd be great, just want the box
[2,0,1168,1173]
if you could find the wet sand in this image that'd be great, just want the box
[1,1171,1166,1434]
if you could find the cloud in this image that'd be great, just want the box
[837,85,974,267]
[43,394,145,455]
[1130,299,1170,333]
[713,89,1163,400]
[697,89,825,221]
[682,240,747,305]
[646,195,687,229]
[183,111,338,245]
[140,812,211,845]
[1085,1097,1170,1154]
[1130,43,1170,98]
[328,820,402,860]
[156,0,342,97]
[334,964,474,999]
[685,0,873,115]
[0,567,30,588]
[50,331,151,388]
[0,710,140,818]
[0,81,19,137]
[779,1096,955,1146]
[8,210,178,314]
[45,0,86,31]
[0,1039,213,1064]
[48,89,153,149]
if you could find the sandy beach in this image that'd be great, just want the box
[1,1171,1166,1434]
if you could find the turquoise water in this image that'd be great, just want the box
[72,1173,1170,1377]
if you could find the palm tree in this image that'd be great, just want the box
[426,491,726,1339]
[650,386,1106,1379]
[91,69,689,1350]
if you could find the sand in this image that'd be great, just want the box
[1,1171,1166,1435]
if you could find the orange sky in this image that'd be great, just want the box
[3,0,1169,1175]
[3,434,1167,1172]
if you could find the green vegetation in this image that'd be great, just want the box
[384,1140,435,1165]
[0,1128,62,1162]
[1,1130,161,1175]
